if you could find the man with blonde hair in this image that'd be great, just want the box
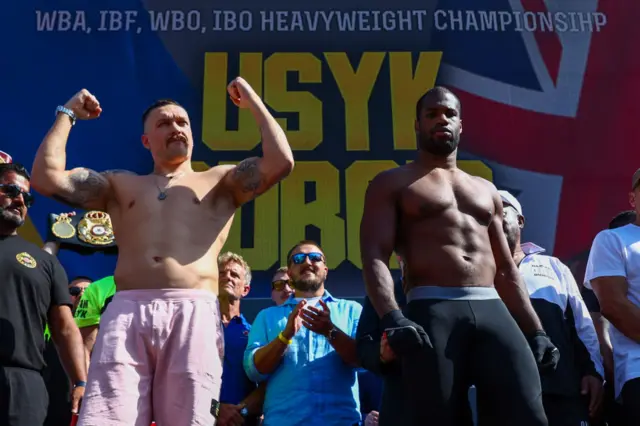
[218,252,264,425]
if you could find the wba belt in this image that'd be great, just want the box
[47,211,117,255]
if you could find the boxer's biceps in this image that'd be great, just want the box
[52,168,111,211]
[227,157,282,206]
[233,157,263,191]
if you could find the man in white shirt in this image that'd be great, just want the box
[501,190,604,425]
[585,168,640,424]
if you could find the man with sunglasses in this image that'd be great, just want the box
[68,277,91,310]
[271,267,294,306]
[31,80,294,426]
[0,163,87,425]
[360,87,556,425]
[244,241,363,426]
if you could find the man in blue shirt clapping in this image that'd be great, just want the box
[244,240,363,426]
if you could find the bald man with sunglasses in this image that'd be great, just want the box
[244,240,363,426]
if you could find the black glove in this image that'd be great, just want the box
[527,330,560,372]
[380,310,432,356]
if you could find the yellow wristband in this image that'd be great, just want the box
[278,332,292,345]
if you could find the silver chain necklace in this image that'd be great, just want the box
[154,172,185,201]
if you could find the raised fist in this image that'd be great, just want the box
[64,89,102,120]
[227,77,259,109]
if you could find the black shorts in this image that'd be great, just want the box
[0,366,48,426]
[542,394,589,426]
[621,377,640,426]
[400,286,548,426]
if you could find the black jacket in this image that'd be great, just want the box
[356,279,407,426]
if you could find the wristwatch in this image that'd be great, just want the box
[240,406,249,418]
[56,105,76,126]
[327,327,338,341]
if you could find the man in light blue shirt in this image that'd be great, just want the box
[244,240,363,426]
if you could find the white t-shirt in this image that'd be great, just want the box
[294,296,322,308]
[585,224,640,397]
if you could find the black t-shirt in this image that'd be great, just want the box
[0,235,71,371]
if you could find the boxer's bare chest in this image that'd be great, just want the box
[108,174,235,241]
[398,169,494,226]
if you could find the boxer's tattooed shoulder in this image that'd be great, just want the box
[52,168,111,209]
[233,157,263,194]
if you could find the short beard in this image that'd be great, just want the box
[0,211,24,229]
[505,230,518,254]
[418,134,460,156]
[293,277,323,293]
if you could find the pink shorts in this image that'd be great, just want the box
[78,289,224,426]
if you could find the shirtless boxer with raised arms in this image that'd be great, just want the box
[31,77,294,426]
[360,87,559,426]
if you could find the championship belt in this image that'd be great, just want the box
[0,150,13,164]
[47,211,117,255]
[77,211,115,246]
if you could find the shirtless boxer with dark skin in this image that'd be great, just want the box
[360,87,559,426]
[31,77,294,426]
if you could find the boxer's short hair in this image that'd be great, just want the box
[415,86,461,120]
[0,163,30,182]
[141,99,184,128]
[218,251,252,285]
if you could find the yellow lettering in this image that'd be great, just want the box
[390,52,443,150]
[202,52,263,151]
[217,161,279,270]
[345,160,400,269]
[325,52,385,151]
[458,160,493,181]
[264,53,323,151]
[280,162,344,268]
[18,216,43,247]
[191,161,211,172]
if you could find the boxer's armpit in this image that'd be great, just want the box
[52,168,112,210]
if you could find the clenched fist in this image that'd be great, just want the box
[64,89,102,120]
[227,77,260,109]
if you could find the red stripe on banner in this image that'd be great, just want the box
[521,0,563,84]
[455,0,640,259]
